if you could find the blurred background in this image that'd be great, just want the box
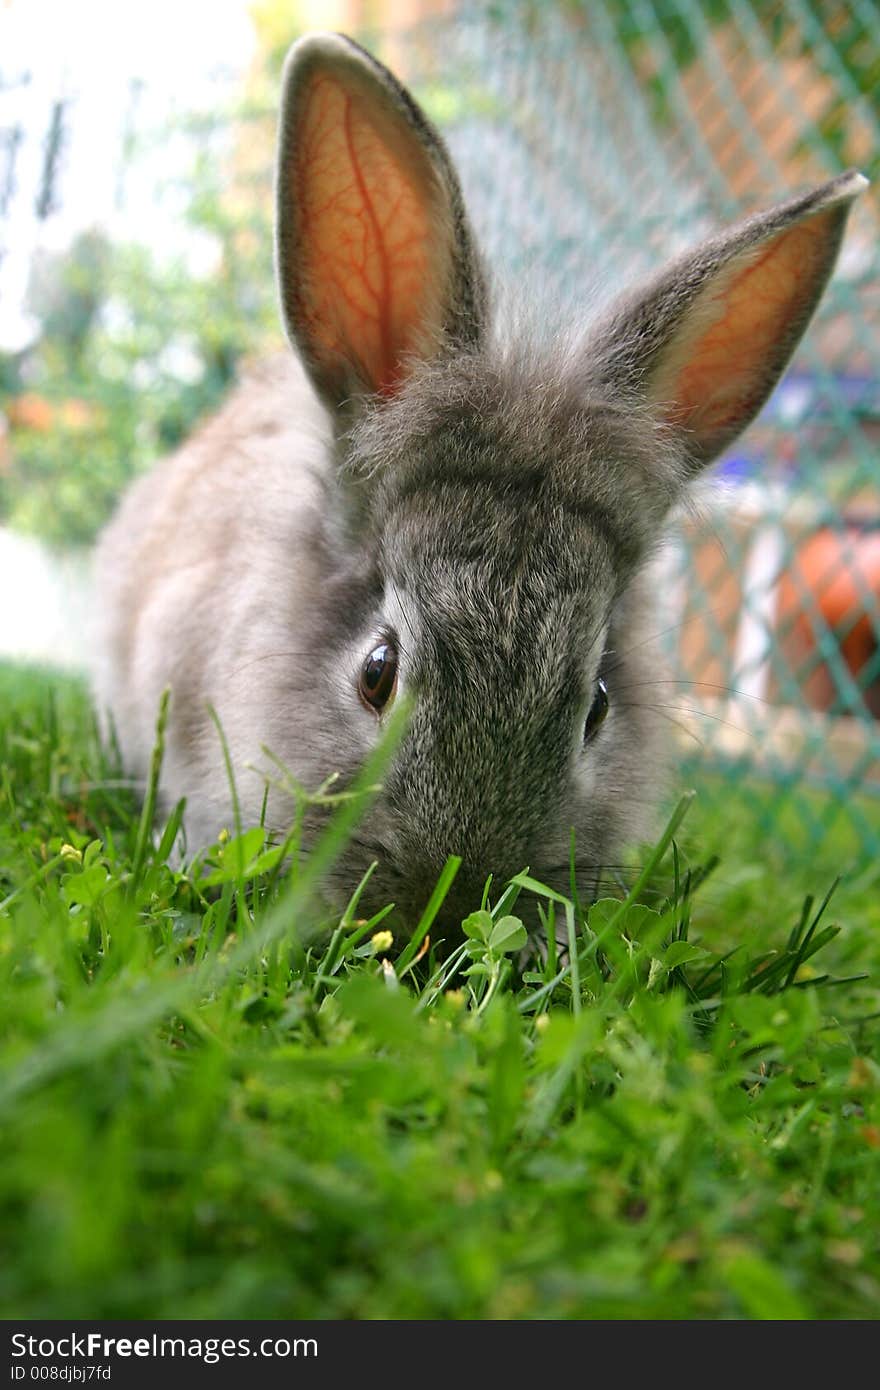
[1,0,878,860]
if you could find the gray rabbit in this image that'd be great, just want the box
[92,32,866,926]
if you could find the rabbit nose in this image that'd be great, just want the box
[401,856,519,932]
[436,863,490,921]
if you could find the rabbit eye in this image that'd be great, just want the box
[359,642,398,712]
[584,678,609,743]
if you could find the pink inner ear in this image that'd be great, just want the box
[292,72,443,396]
[662,208,839,436]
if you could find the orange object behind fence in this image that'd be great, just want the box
[777,526,880,718]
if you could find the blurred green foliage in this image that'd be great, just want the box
[0,112,279,547]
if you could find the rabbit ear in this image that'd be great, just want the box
[589,171,867,470]
[276,33,487,408]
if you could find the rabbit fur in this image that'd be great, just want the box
[92,32,866,928]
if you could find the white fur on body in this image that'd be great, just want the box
[93,355,332,850]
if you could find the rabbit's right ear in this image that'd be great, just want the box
[586,170,867,472]
[276,33,487,410]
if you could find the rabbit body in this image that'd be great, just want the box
[93,353,328,850]
[92,33,865,925]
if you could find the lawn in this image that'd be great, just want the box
[1,662,878,1320]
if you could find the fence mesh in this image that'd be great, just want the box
[2,0,878,861]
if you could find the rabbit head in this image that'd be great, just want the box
[268,34,864,921]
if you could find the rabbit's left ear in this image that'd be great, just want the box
[276,33,487,409]
[588,171,866,470]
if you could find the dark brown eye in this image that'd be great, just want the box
[359,642,398,712]
[584,677,609,742]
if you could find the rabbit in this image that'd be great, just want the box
[92,31,866,929]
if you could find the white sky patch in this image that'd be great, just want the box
[0,0,257,350]
[1,0,255,89]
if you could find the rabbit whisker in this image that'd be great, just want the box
[612,679,772,705]
[601,604,737,674]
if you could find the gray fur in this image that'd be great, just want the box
[92,33,865,931]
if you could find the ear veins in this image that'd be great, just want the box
[659,209,838,436]
[342,91,395,391]
[295,73,439,395]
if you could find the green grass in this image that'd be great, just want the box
[1,663,879,1320]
